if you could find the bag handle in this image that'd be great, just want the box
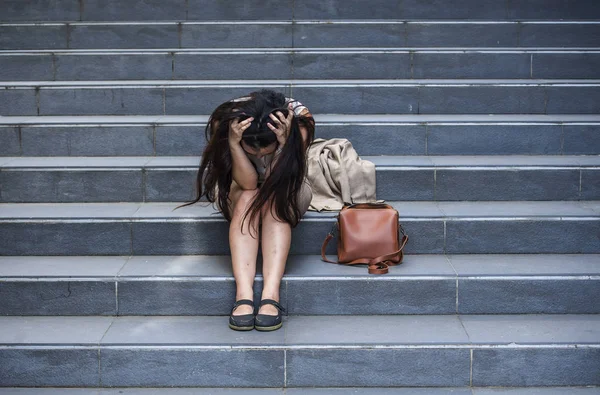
[320,224,409,275]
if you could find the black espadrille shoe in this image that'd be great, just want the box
[255,299,286,331]
[228,299,256,331]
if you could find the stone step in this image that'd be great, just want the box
[1,254,598,316]
[3,0,600,22]
[2,79,600,116]
[2,49,600,80]
[0,314,598,387]
[1,155,599,203]
[2,114,599,156]
[0,201,599,255]
[1,389,599,395]
[1,21,600,50]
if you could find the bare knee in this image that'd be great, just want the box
[232,189,260,218]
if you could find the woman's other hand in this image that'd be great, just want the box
[229,117,254,145]
[267,107,294,147]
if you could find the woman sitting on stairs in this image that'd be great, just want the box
[178,89,315,331]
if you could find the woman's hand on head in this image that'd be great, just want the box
[228,117,253,145]
[268,106,294,147]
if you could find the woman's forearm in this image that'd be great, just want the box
[229,142,258,190]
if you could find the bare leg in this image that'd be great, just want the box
[258,202,292,316]
[229,186,261,316]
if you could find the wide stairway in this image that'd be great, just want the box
[0,0,599,392]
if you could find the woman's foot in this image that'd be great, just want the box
[228,299,255,331]
[255,299,286,331]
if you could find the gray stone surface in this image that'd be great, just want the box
[81,0,186,21]
[99,349,284,387]
[117,279,240,315]
[55,54,173,80]
[0,26,67,49]
[546,86,600,114]
[0,202,142,219]
[563,125,600,154]
[286,315,469,344]
[316,124,426,155]
[287,348,470,386]
[287,278,455,314]
[0,55,54,81]
[145,169,197,202]
[427,124,563,155]
[0,255,128,277]
[292,53,411,79]
[174,53,292,80]
[292,86,418,114]
[472,349,600,386]
[69,24,179,49]
[22,126,155,156]
[294,24,405,48]
[461,315,600,344]
[474,388,600,395]
[445,220,600,254]
[520,23,600,47]
[0,127,20,155]
[0,349,99,386]
[448,254,600,276]
[0,280,117,315]
[165,87,291,115]
[0,222,132,255]
[458,279,600,314]
[581,169,600,200]
[295,0,508,19]
[118,255,233,277]
[155,126,205,156]
[181,24,292,48]
[533,53,600,79]
[438,199,597,217]
[186,0,293,20]
[419,86,546,114]
[435,169,580,201]
[0,170,144,202]
[406,23,519,47]
[0,316,112,344]
[376,169,434,200]
[399,220,445,254]
[39,88,164,116]
[0,0,80,21]
[0,390,288,394]
[2,156,151,168]
[413,53,530,79]
[506,0,600,19]
[0,89,37,116]
[288,389,473,395]
[131,221,230,255]
[101,316,285,345]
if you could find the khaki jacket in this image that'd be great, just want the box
[306,138,378,211]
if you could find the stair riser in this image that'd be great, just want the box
[1,167,597,202]
[4,124,599,157]
[1,278,598,316]
[2,23,600,49]
[1,347,598,387]
[2,52,600,81]
[1,219,598,256]
[3,0,600,22]
[3,85,600,116]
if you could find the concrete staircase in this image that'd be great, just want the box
[0,0,599,392]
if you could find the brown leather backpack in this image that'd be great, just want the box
[320,202,408,274]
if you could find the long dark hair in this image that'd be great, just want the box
[176,89,315,237]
